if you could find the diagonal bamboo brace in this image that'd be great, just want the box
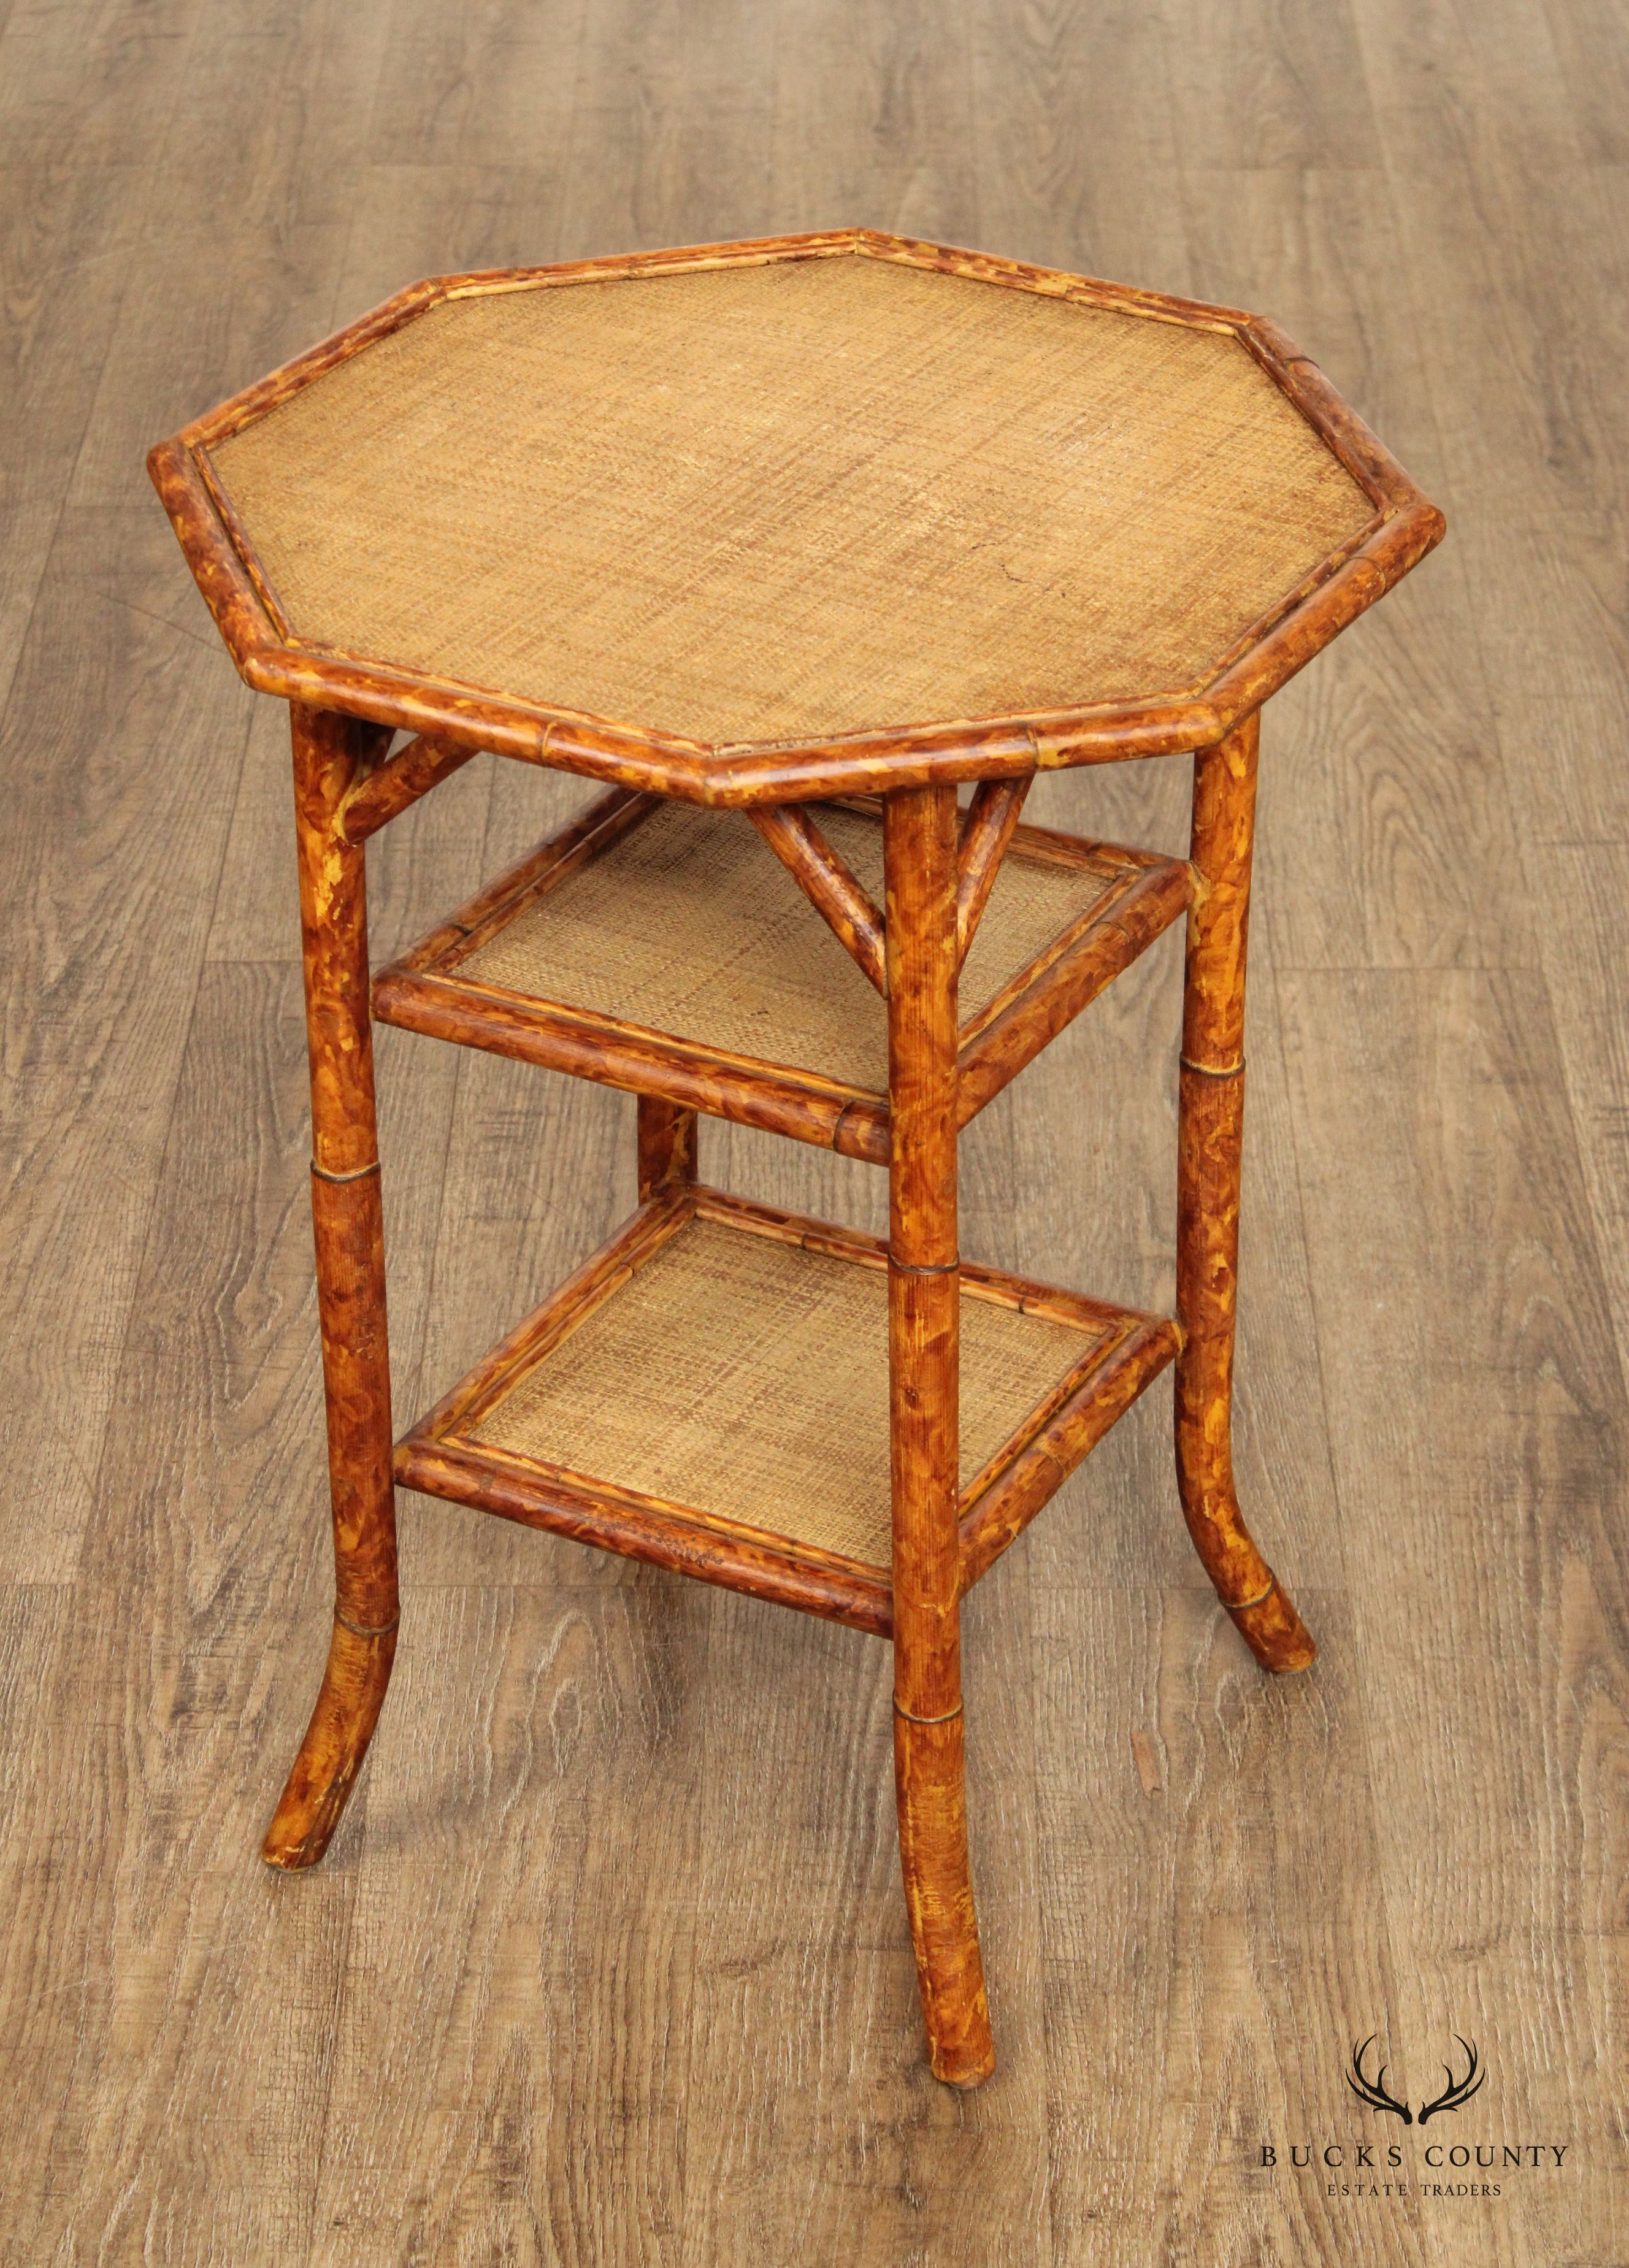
[955,776,1032,968]
[748,802,889,993]
[339,732,481,841]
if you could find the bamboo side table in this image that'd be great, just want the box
[151,231,1443,2087]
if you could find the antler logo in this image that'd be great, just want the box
[1346,2036,1486,2124]
[1419,2037,1485,2123]
[1347,2037,1412,2123]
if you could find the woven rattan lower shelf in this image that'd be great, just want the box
[373,791,1194,1163]
[396,1185,1180,1634]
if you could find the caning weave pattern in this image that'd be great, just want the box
[210,253,1373,745]
[457,801,1122,1089]
[466,1217,1103,1567]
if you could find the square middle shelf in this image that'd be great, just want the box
[373,789,1194,1160]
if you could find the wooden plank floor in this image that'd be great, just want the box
[1,0,1625,2260]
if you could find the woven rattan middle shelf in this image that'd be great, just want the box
[373,788,1194,1160]
[396,1184,1180,1634]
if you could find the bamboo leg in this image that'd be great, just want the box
[263,703,401,1869]
[636,1094,698,1200]
[884,783,995,2088]
[1176,712,1316,1674]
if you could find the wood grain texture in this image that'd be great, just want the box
[0,163,148,716]
[68,0,389,511]
[0,507,245,1585]
[1,0,1624,2253]
[0,962,364,2265]
[309,1577,707,2268]
[1279,971,1629,2268]
[1178,165,1534,977]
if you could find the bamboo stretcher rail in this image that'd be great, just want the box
[683,1186,1136,1324]
[407,1185,694,1446]
[401,1433,897,1631]
[957,1315,1180,1589]
[952,858,1196,1123]
[375,966,875,1150]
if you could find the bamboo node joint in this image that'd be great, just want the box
[312,1157,382,1184]
[335,1609,400,1639]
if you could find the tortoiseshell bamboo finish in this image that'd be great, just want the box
[636,1095,698,1200]
[956,776,1033,968]
[1175,714,1315,1672]
[748,803,889,994]
[371,797,1196,1165]
[147,230,1444,814]
[885,785,995,2086]
[262,707,401,1870]
[148,229,1444,2088]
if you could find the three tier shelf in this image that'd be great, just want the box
[151,229,1443,2086]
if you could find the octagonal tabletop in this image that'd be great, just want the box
[151,232,1443,803]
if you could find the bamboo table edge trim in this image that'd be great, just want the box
[145,227,1445,806]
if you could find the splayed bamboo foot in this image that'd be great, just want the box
[263,1616,399,1868]
[1175,714,1317,1674]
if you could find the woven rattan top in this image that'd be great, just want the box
[205,250,1376,749]
[466,1215,1102,1567]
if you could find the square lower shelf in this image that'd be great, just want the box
[373,791,1193,1163]
[396,1186,1180,1634]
